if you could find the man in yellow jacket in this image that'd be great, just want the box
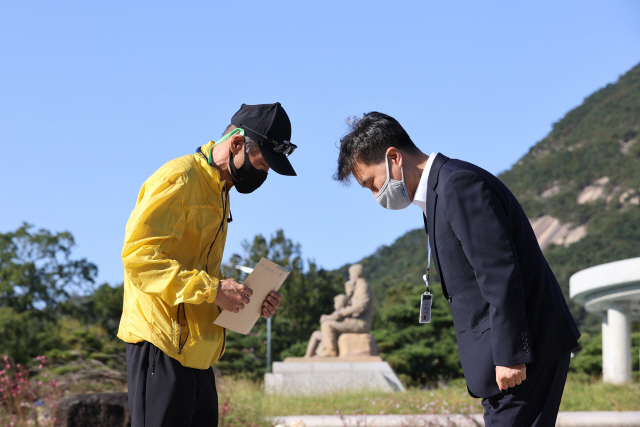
[117,103,297,427]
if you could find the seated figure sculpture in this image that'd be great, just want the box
[304,264,375,357]
[304,294,348,357]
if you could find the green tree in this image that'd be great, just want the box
[0,224,98,363]
[0,223,97,314]
[0,307,61,363]
[92,283,124,337]
[61,283,124,337]
[570,330,640,376]
[373,280,462,386]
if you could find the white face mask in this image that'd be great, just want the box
[374,155,411,210]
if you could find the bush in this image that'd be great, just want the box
[571,332,603,375]
[0,308,62,364]
[570,331,640,375]
[0,355,61,427]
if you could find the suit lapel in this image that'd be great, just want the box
[425,154,450,299]
[426,186,437,253]
[425,154,448,263]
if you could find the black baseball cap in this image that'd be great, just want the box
[231,102,297,176]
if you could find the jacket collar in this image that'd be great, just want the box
[427,153,449,193]
[196,141,227,190]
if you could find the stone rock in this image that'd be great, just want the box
[529,215,587,249]
[338,333,379,357]
[54,392,130,427]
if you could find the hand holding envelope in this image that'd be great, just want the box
[214,258,290,334]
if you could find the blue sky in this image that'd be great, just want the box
[1,1,639,286]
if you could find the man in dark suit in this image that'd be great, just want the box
[334,112,580,427]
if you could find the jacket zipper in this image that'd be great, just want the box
[205,186,227,268]
[177,303,190,355]
[203,186,229,361]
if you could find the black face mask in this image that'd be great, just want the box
[229,150,268,194]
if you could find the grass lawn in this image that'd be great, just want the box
[560,373,640,412]
[4,364,637,427]
[215,373,640,425]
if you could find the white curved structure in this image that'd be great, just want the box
[570,257,640,384]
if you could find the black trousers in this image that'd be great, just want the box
[481,351,571,427]
[126,341,218,427]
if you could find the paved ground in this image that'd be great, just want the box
[274,411,640,427]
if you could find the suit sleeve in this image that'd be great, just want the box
[443,170,533,367]
[121,169,219,307]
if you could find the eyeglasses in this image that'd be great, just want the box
[240,124,297,156]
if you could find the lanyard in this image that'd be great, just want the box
[423,236,431,294]
[419,235,433,324]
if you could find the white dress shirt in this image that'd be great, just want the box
[412,152,439,217]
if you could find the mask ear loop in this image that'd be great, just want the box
[208,128,245,166]
[384,153,407,184]
[388,154,410,200]
[398,158,410,200]
[385,154,391,179]
[375,154,394,202]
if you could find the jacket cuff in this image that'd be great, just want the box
[493,342,535,366]
[206,276,219,304]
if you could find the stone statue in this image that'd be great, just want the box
[304,264,375,358]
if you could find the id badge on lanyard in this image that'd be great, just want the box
[419,238,432,324]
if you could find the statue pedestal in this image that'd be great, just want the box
[265,357,406,395]
[338,333,379,357]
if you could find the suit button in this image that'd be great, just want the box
[447,296,452,303]
[522,332,527,336]
[525,349,530,353]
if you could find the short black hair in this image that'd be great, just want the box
[334,112,421,183]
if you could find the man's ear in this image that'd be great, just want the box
[385,147,403,168]
[229,134,245,156]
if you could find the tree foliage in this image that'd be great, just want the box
[0,224,118,364]
[570,331,639,375]
[0,223,97,314]
[373,280,461,386]
[61,283,124,337]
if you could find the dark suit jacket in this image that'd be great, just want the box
[424,154,580,398]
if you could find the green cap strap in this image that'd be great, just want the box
[208,128,245,166]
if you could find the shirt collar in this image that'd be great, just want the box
[413,152,438,215]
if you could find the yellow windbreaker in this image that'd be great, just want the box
[117,141,229,369]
